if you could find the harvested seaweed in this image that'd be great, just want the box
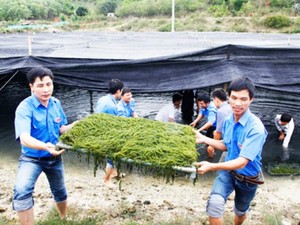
[60,113,198,181]
[267,163,300,176]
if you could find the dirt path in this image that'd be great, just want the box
[0,155,299,225]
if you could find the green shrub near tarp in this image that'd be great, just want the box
[60,113,198,174]
[267,162,300,176]
[264,15,292,29]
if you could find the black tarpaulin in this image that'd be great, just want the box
[1,45,300,93]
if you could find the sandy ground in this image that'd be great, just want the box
[0,153,300,225]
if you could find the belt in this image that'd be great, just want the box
[24,154,61,161]
[229,170,264,185]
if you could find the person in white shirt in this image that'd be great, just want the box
[275,113,294,149]
[155,93,182,122]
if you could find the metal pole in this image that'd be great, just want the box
[171,0,175,32]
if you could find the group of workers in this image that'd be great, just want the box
[156,87,294,159]
[95,79,136,188]
[12,66,295,225]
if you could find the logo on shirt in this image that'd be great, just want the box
[55,117,61,123]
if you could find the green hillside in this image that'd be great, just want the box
[1,0,300,33]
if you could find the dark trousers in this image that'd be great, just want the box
[206,126,216,139]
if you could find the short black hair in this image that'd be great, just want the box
[211,88,227,101]
[281,113,292,123]
[121,87,131,96]
[228,77,255,99]
[197,92,210,103]
[27,67,54,84]
[172,93,182,102]
[108,79,124,94]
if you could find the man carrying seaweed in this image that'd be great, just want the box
[190,92,217,138]
[13,67,77,225]
[117,87,138,118]
[207,88,232,159]
[195,77,267,225]
[96,78,124,189]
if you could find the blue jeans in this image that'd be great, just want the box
[107,159,114,168]
[12,154,67,212]
[207,170,258,218]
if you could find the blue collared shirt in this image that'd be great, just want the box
[222,109,267,176]
[15,95,67,158]
[216,102,232,133]
[117,99,135,117]
[200,102,217,127]
[96,94,118,115]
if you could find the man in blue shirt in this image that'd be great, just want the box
[13,67,77,225]
[195,77,267,225]
[207,88,232,158]
[117,87,138,118]
[96,78,124,189]
[190,92,217,138]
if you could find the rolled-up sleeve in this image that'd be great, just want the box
[15,102,32,141]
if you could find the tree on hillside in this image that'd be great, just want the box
[96,0,121,15]
[0,0,31,21]
[75,6,89,16]
[0,0,73,21]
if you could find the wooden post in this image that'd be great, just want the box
[223,82,228,91]
[28,34,32,56]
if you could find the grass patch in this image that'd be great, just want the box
[2,205,297,225]
[0,216,11,225]
[267,162,300,176]
[36,208,106,225]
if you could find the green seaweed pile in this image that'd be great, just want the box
[60,113,198,179]
[268,163,300,176]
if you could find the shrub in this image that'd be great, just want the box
[158,23,172,32]
[0,0,31,21]
[97,0,119,15]
[208,0,224,5]
[290,27,300,33]
[238,1,256,16]
[208,4,231,17]
[295,17,300,25]
[0,0,74,20]
[264,15,292,28]
[212,26,221,31]
[117,0,169,17]
[233,24,248,32]
[293,3,300,14]
[176,0,202,13]
[75,6,88,17]
[60,14,66,21]
[117,0,205,18]
[71,14,78,22]
[228,0,248,12]
[270,0,293,8]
